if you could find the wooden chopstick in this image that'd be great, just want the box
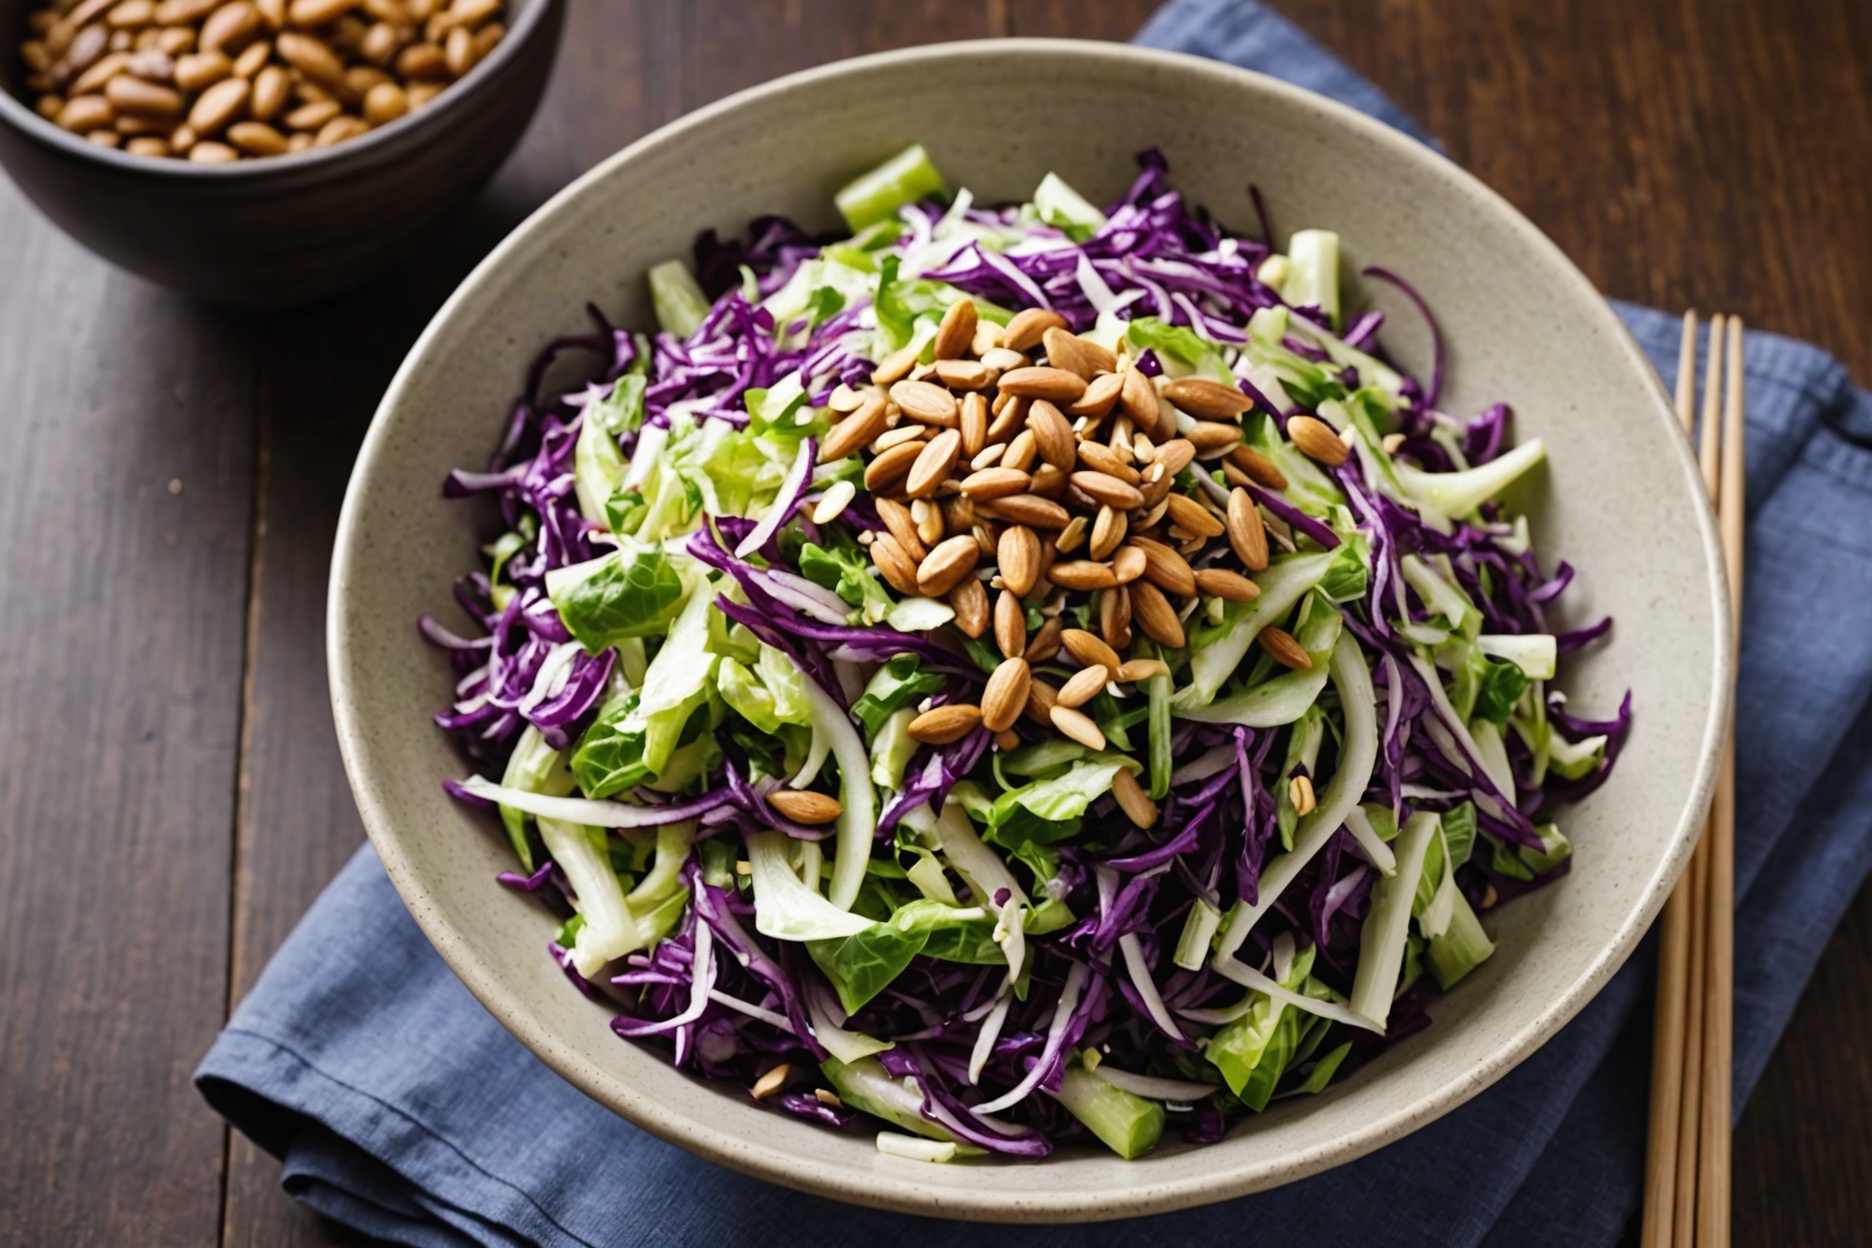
[1696,315,1745,1247]
[1643,311,1743,1246]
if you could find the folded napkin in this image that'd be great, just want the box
[197,2,1872,1243]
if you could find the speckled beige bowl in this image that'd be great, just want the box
[329,40,1730,1222]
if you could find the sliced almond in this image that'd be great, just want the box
[1056,664,1109,709]
[986,392,1027,442]
[1162,376,1255,421]
[1164,493,1225,538]
[998,366,1087,404]
[916,534,980,596]
[993,588,1027,659]
[1288,414,1349,466]
[890,379,960,428]
[864,439,923,493]
[1049,560,1117,591]
[1076,441,1140,485]
[949,575,989,638]
[908,704,983,745]
[826,382,865,414]
[1060,628,1121,672]
[1023,616,1064,665]
[980,494,1071,530]
[1129,580,1186,648]
[1066,370,1124,420]
[1225,487,1270,571]
[905,428,962,499]
[981,656,1031,733]
[1089,505,1127,560]
[969,442,1006,472]
[1070,471,1144,510]
[1195,566,1261,602]
[810,480,856,525]
[1003,307,1067,353]
[1111,765,1158,828]
[933,358,994,391]
[1053,513,1089,554]
[1115,657,1169,684]
[1228,443,1288,489]
[959,391,989,456]
[820,393,887,462]
[1128,537,1197,596]
[998,525,1042,596]
[869,532,921,595]
[1186,421,1244,455]
[1050,704,1106,751]
[933,297,978,360]
[1098,583,1133,651]
[1260,626,1313,670]
[767,789,842,824]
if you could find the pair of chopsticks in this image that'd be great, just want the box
[1641,313,1745,1248]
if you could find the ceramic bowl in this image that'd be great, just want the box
[0,0,562,306]
[329,40,1730,1221]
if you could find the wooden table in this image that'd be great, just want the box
[2,2,1866,1244]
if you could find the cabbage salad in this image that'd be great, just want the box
[424,146,1630,1161]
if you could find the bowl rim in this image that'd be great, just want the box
[0,0,557,178]
[329,37,1733,1221]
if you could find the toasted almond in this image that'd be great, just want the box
[1050,704,1106,751]
[1003,307,1067,353]
[981,346,1026,372]
[1066,370,1124,420]
[819,392,887,462]
[1186,421,1244,455]
[948,576,989,639]
[911,497,944,546]
[869,532,921,595]
[1128,537,1197,596]
[1162,376,1254,421]
[905,428,962,499]
[1070,471,1144,510]
[873,496,927,562]
[1119,363,1165,432]
[826,382,865,414]
[1060,628,1121,672]
[811,480,856,525]
[1029,463,1069,500]
[1225,487,1270,571]
[1195,566,1260,602]
[1288,773,1317,816]
[767,789,842,824]
[1136,495,1170,530]
[1111,765,1158,828]
[871,424,927,454]
[994,729,1020,751]
[1260,626,1313,670]
[916,534,981,597]
[1129,581,1186,648]
[958,466,1031,500]
[998,366,1087,403]
[971,522,997,558]
[1225,444,1285,488]
[1041,326,1115,381]
[997,525,1042,596]
[981,493,1070,530]
[1077,441,1140,485]
[1089,505,1127,560]
[986,392,1027,442]
[909,704,983,745]
[1044,515,1083,556]
[969,442,1006,472]
[1056,664,1109,709]
[993,588,1027,659]
[981,656,1031,733]
[1111,544,1147,586]
[1287,414,1348,466]
[933,297,978,360]
[872,345,919,386]
[1098,586,1133,650]
[890,379,960,428]
[1164,493,1225,538]
[1049,559,1117,591]
[1000,427,1038,474]
[1024,676,1060,725]
[1115,657,1169,684]
[1023,617,1064,666]
[1026,398,1076,471]
[958,391,989,456]
[933,358,994,391]
[187,73,248,132]
[942,492,977,532]
[864,440,923,493]
[1153,437,1197,480]
[751,1062,791,1100]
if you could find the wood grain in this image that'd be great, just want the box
[0,2,1864,1246]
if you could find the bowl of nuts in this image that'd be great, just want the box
[0,0,563,304]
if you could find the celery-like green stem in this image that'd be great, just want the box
[835,144,947,232]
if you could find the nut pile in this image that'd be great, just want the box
[17,0,504,162]
[812,299,1355,828]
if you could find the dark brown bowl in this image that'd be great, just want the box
[0,0,562,306]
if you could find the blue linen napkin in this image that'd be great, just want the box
[197,3,1872,1243]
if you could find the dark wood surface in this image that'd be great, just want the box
[0,2,1865,1245]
